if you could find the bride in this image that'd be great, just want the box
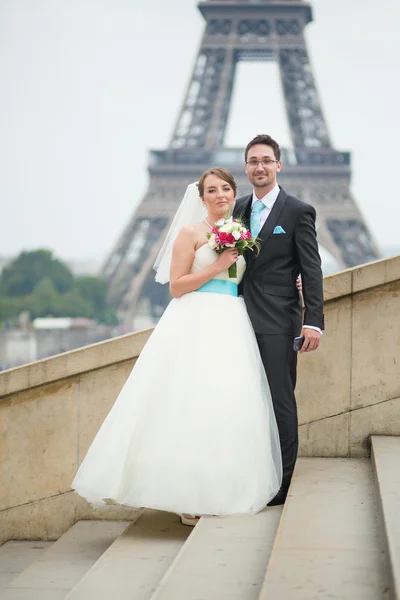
[72,167,282,525]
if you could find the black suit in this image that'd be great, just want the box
[233,186,324,491]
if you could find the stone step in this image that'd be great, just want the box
[65,510,191,600]
[0,520,130,600]
[150,507,283,600]
[371,435,400,599]
[0,541,53,592]
[259,457,390,600]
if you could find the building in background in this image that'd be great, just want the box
[0,316,114,371]
[101,0,380,331]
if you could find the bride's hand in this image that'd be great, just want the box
[215,248,239,273]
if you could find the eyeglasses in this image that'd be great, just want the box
[246,159,279,168]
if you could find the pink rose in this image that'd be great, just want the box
[246,230,252,239]
[219,232,228,243]
[212,227,219,234]
[226,233,235,244]
[240,232,247,240]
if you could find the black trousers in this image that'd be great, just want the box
[256,333,298,492]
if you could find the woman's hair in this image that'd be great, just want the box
[197,167,237,198]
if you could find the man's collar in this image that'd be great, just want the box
[252,184,280,210]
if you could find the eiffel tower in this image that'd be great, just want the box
[102,0,380,329]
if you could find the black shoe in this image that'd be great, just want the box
[267,489,287,506]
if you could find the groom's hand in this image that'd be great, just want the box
[300,327,321,353]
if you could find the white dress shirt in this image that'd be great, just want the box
[252,185,322,335]
[251,184,280,230]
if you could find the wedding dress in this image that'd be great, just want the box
[72,244,282,515]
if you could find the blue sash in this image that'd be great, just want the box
[196,279,238,297]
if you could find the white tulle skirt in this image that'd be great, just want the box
[72,290,282,516]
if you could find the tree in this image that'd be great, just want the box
[20,278,57,318]
[0,296,19,322]
[97,306,119,326]
[75,276,107,314]
[0,250,74,297]
[74,276,118,323]
[0,249,119,324]
[53,289,93,318]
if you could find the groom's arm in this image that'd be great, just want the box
[294,204,324,332]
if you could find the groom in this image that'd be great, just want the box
[233,134,324,505]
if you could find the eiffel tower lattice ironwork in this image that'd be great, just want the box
[102,0,380,329]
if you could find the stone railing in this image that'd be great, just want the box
[0,254,399,543]
[0,330,152,545]
[297,254,400,458]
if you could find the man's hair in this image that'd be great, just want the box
[245,134,281,162]
[197,167,237,198]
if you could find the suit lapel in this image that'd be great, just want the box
[257,187,287,252]
[235,188,288,269]
[234,194,252,229]
[244,187,288,274]
[234,194,254,264]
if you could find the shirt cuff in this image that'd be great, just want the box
[303,325,323,335]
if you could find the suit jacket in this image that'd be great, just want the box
[233,186,324,335]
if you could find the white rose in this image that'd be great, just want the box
[232,230,241,240]
[225,243,236,248]
[208,234,218,250]
[216,218,225,227]
[220,224,233,233]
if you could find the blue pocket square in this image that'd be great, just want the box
[273,226,286,234]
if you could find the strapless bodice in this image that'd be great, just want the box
[190,244,246,285]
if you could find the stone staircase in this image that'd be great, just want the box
[1,436,398,600]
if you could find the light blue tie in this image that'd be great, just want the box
[250,200,265,238]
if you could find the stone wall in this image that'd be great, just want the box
[0,255,399,543]
[297,256,400,458]
[0,331,151,544]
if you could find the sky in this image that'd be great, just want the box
[0,0,399,266]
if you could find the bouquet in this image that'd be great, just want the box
[207,217,260,278]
